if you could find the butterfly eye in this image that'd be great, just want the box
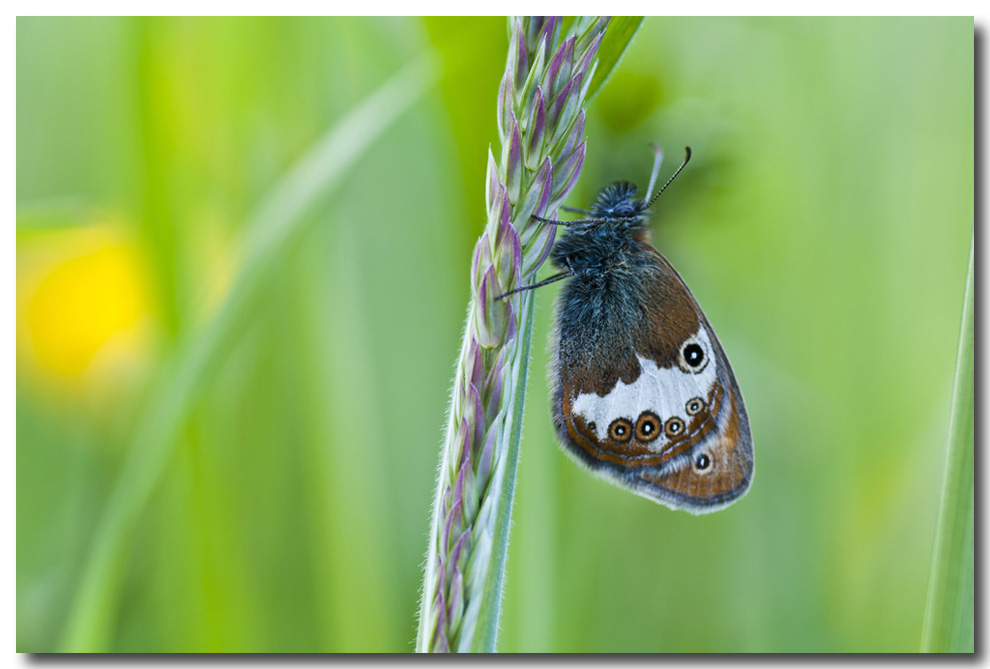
[664,417,685,438]
[694,453,711,471]
[609,418,633,443]
[635,412,661,442]
[678,339,709,373]
[685,397,705,416]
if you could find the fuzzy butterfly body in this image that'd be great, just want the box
[528,149,754,513]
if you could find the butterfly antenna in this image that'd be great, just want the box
[645,146,692,210]
[644,142,664,202]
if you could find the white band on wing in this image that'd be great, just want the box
[571,326,718,450]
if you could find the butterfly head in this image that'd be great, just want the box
[575,181,650,234]
[582,147,693,233]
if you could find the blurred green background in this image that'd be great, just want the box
[16,17,973,652]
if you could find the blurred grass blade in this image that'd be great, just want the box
[920,233,974,653]
[59,52,440,653]
[586,16,644,100]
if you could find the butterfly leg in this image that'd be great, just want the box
[495,269,573,301]
[531,214,642,226]
[531,214,609,226]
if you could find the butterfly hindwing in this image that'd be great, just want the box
[551,248,754,513]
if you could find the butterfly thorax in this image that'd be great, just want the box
[550,181,653,278]
[550,201,664,351]
[550,225,648,275]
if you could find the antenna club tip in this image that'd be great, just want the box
[644,144,692,209]
[649,141,663,156]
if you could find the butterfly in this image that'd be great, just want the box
[501,146,753,513]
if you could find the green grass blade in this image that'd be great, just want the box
[586,16,644,100]
[466,292,535,653]
[58,52,440,653]
[920,232,974,653]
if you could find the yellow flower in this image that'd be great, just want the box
[17,222,155,392]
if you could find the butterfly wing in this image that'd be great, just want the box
[551,248,754,513]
